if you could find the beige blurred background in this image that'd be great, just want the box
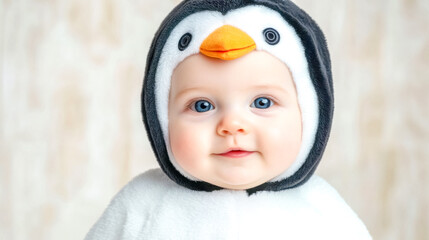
[1,0,428,239]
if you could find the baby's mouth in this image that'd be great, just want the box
[216,149,255,158]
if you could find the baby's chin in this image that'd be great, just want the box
[205,174,274,190]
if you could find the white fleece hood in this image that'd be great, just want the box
[141,0,334,194]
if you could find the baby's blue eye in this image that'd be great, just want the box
[251,97,273,109]
[192,100,213,112]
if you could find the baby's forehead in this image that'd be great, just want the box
[170,51,295,94]
[170,51,296,101]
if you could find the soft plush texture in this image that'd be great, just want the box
[142,0,334,193]
[86,1,373,238]
[85,169,371,240]
[85,1,374,238]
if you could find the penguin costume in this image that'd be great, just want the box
[85,0,372,239]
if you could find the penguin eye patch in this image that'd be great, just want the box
[263,28,280,45]
[178,33,192,51]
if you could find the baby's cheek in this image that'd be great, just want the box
[264,118,302,166]
[170,126,205,170]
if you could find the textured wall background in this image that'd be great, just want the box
[1,0,428,239]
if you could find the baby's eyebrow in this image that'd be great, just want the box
[173,87,210,100]
[248,85,290,94]
[172,84,291,100]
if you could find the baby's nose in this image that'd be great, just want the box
[216,113,249,136]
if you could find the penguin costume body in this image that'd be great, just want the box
[85,0,372,239]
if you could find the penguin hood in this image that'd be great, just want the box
[141,0,334,194]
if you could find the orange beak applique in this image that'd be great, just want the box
[200,25,256,60]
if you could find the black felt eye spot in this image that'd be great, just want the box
[263,28,280,45]
[178,33,192,51]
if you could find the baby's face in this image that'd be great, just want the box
[168,51,302,190]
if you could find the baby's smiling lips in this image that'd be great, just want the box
[216,149,255,158]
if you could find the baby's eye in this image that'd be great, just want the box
[251,97,273,109]
[191,100,214,112]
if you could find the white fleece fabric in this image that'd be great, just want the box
[85,168,371,240]
[154,5,319,181]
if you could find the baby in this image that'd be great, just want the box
[168,51,302,190]
[85,0,372,239]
